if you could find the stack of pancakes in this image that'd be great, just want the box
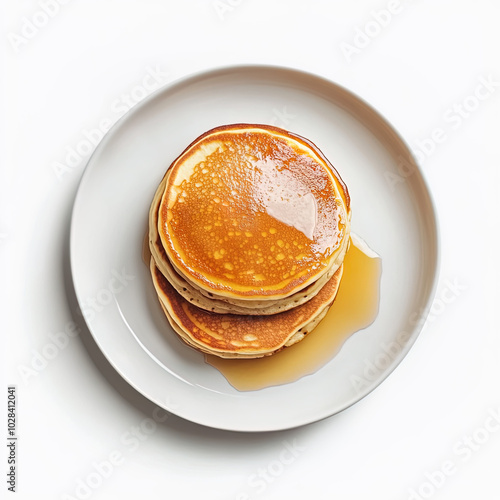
[149,124,351,358]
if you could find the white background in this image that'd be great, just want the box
[2,0,499,499]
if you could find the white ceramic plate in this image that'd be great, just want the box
[70,65,438,432]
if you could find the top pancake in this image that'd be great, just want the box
[158,124,350,300]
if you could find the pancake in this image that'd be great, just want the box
[156,124,350,302]
[149,174,341,315]
[150,257,343,358]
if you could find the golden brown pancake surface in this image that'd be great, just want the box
[158,124,350,299]
[150,174,340,315]
[151,258,343,357]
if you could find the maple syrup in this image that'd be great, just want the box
[205,237,381,391]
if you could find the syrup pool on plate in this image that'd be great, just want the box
[205,234,382,391]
